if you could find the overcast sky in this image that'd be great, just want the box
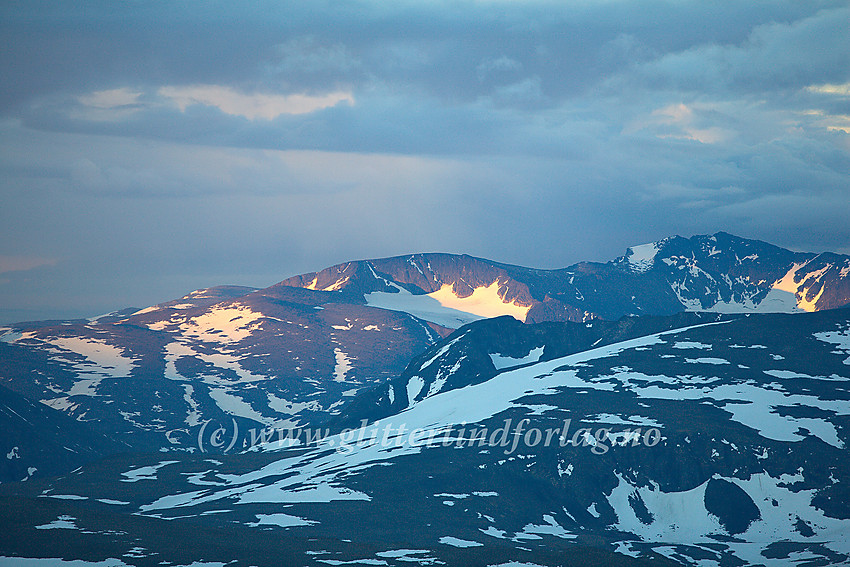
[1,1,849,322]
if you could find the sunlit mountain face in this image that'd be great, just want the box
[1,233,850,566]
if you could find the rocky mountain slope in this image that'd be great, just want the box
[282,231,850,321]
[2,306,849,566]
[0,382,127,483]
[0,232,848,463]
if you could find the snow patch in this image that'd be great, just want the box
[333,348,353,382]
[438,536,482,548]
[45,336,137,397]
[0,328,23,343]
[428,282,530,322]
[671,341,712,350]
[608,473,722,540]
[490,346,544,370]
[764,369,846,381]
[179,303,264,344]
[773,262,815,312]
[607,470,850,560]
[35,515,78,530]
[365,281,530,328]
[375,549,436,564]
[182,384,202,427]
[515,515,576,540]
[625,242,659,273]
[41,494,87,500]
[0,560,131,567]
[121,461,178,483]
[684,357,729,365]
[267,394,321,415]
[163,340,267,384]
[814,328,850,365]
[247,513,316,528]
[406,376,425,406]
[40,397,78,413]
[586,413,661,427]
[209,388,275,425]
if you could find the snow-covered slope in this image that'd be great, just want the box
[5,307,849,566]
[0,285,441,454]
[617,233,850,314]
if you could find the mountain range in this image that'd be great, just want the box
[1,232,849,566]
[2,232,848,459]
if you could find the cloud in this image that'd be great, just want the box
[1,1,849,320]
[622,6,850,95]
[476,56,523,80]
[158,85,354,120]
[78,87,143,109]
[807,82,850,97]
[270,36,361,74]
[0,255,56,275]
[625,103,734,144]
[69,87,147,122]
[801,110,850,134]
[803,82,850,133]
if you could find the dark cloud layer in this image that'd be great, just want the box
[1,1,849,322]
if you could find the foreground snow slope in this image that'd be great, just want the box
[5,307,849,566]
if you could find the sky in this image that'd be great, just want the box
[1,1,849,323]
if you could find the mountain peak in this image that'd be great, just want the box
[275,233,850,322]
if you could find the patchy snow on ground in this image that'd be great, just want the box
[625,243,659,273]
[209,388,277,426]
[35,515,79,530]
[43,336,138,397]
[438,536,482,548]
[135,327,704,516]
[0,559,131,567]
[333,348,353,382]
[815,327,850,365]
[365,281,530,328]
[247,513,316,528]
[490,347,544,370]
[121,461,178,483]
[179,303,265,344]
[514,515,576,540]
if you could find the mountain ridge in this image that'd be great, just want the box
[275,231,850,323]
[1,231,848,463]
